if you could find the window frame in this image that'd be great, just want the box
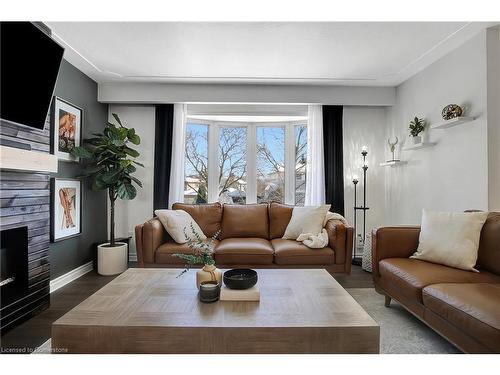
[185,117,307,205]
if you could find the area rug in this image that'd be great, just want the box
[32,288,460,354]
[347,288,460,354]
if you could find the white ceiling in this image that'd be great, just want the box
[47,22,495,87]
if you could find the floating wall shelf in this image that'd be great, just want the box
[403,142,437,151]
[431,116,475,130]
[380,160,408,167]
[0,145,58,173]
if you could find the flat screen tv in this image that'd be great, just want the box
[1,22,64,130]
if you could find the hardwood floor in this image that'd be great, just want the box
[334,264,374,288]
[1,271,117,352]
[0,264,373,353]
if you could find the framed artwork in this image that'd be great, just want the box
[52,97,83,162]
[51,178,82,242]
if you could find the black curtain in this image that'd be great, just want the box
[322,105,344,215]
[153,104,174,211]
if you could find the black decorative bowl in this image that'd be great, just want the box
[223,269,258,290]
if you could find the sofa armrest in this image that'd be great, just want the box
[135,218,165,266]
[325,220,353,270]
[371,226,421,276]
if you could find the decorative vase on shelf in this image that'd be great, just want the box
[196,264,222,289]
[411,135,422,145]
[442,104,463,120]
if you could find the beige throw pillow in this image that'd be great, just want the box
[282,204,331,240]
[411,209,488,272]
[155,209,207,244]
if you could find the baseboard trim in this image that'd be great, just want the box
[50,261,93,293]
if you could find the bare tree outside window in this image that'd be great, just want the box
[257,127,285,203]
[184,123,208,203]
[184,121,307,205]
[184,124,247,204]
[295,125,307,206]
[218,127,247,204]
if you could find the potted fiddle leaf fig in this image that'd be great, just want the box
[408,116,426,144]
[71,113,143,275]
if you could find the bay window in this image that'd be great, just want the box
[184,119,307,206]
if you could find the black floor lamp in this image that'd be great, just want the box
[352,146,369,266]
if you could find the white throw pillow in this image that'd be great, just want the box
[155,209,207,244]
[282,204,331,240]
[411,209,488,272]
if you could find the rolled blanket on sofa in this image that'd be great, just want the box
[323,212,348,226]
[297,212,348,249]
[297,229,329,248]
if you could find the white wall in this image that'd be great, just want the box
[107,105,155,260]
[385,31,489,225]
[486,27,500,211]
[343,107,388,235]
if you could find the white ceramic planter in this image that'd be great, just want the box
[411,135,422,144]
[97,242,128,276]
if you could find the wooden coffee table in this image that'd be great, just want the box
[52,268,379,353]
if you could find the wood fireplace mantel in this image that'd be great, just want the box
[0,145,58,173]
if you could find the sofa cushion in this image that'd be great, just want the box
[269,202,293,239]
[423,283,500,352]
[220,204,269,239]
[214,238,274,264]
[172,202,223,237]
[378,258,500,303]
[155,240,220,264]
[271,239,334,265]
[476,212,500,275]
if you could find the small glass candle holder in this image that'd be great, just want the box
[199,281,221,303]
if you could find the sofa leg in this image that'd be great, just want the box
[384,295,391,307]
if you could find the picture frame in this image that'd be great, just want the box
[51,178,82,242]
[51,96,83,162]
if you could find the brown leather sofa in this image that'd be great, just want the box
[135,202,353,274]
[372,212,500,353]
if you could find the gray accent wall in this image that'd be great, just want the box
[50,60,108,279]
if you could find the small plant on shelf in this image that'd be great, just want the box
[408,116,426,137]
[172,223,220,278]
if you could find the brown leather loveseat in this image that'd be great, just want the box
[135,202,353,274]
[372,212,500,353]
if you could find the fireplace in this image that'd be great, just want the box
[1,62,53,332]
[1,226,29,308]
[0,171,51,333]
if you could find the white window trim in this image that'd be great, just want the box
[185,117,307,205]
